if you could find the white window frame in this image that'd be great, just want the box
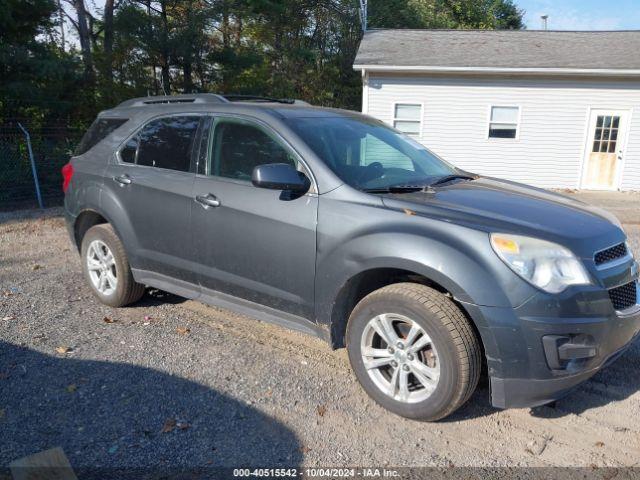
[392,102,423,138]
[487,105,521,140]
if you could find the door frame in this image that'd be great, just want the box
[190,114,319,319]
[579,108,631,191]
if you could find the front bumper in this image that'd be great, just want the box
[491,312,640,408]
[463,280,640,409]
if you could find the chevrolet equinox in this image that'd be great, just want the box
[63,94,640,421]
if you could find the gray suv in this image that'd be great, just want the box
[63,94,640,421]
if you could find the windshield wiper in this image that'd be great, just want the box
[428,174,477,187]
[361,184,425,194]
[362,173,478,193]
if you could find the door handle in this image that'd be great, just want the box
[195,194,221,208]
[114,174,132,186]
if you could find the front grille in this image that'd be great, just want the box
[595,243,628,266]
[608,281,638,311]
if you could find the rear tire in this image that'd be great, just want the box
[346,283,481,421]
[81,224,145,307]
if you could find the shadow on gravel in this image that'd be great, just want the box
[0,341,302,472]
[437,380,503,422]
[0,207,63,224]
[133,288,188,308]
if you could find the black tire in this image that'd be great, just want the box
[81,224,145,307]
[346,283,481,421]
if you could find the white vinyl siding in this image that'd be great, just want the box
[624,109,640,190]
[364,74,640,190]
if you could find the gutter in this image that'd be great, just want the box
[352,64,640,77]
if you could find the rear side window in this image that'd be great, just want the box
[120,137,138,163]
[136,116,200,172]
[75,118,128,155]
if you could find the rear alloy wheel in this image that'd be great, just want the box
[86,240,118,296]
[81,224,145,307]
[347,283,481,421]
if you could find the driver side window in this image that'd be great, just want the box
[210,119,297,181]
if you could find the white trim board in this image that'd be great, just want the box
[353,65,640,78]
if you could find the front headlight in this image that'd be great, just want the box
[490,233,591,294]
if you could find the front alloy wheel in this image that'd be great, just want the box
[347,283,481,421]
[361,313,440,404]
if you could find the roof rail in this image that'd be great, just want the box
[115,93,311,109]
[116,94,229,108]
[223,94,309,105]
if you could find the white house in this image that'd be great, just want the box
[354,30,640,191]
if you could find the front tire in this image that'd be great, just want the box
[81,224,145,307]
[346,283,481,421]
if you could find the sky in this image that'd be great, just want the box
[517,0,640,30]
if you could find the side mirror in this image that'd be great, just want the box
[252,163,310,193]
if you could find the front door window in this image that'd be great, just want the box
[210,119,297,181]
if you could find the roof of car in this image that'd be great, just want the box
[103,94,360,120]
[354,29,640,73]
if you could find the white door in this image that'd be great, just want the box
[581,110,629,190]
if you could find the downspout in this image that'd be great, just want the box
[361,69,369,115]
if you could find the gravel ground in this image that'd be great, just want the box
[1,192,640,470]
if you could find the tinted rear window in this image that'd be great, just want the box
[136,116,200,172]
[75,118,128,155]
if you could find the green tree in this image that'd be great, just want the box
[368,0,524,30]
[3,0,525,122]
[0,0,82,122]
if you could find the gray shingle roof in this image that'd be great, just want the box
[354,30,640,71]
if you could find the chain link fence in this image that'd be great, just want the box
[0,121,83,211]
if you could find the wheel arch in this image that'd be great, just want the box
[73,209,109,251]
[75,188,141,266]
[326,265,492,369]
[73,195,138,261]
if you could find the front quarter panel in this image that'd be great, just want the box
[314,186,537,328]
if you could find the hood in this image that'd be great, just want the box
[380,177,625,257]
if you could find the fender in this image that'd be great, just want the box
[65,156,108,249]
[314,230,532,365]
[315,229,530,319]
[314,191,537,358]
[89,184,143,270]
[65,154,107,221]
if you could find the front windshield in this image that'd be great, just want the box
[286,115,457,190]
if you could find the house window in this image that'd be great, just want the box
[393,104,421,137]
[489,106,519,139]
